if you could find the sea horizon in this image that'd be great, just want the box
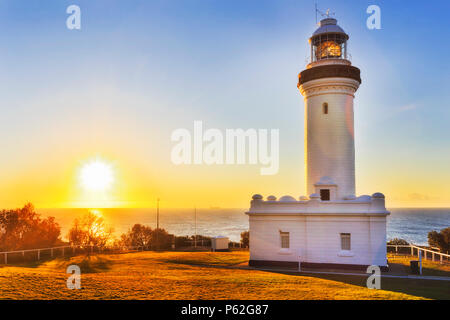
[36,207,450,246]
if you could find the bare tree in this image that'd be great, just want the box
[68,211,113,249]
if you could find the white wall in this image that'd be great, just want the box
[249,214,387,267]
[249,216,306,262]
[300,77,360,199]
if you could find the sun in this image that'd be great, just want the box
[79,159,114,192]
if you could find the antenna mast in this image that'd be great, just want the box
[315,2,318,25]
[315,4,335,24]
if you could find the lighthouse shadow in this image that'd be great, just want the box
[255,268,450,300]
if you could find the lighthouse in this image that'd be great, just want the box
[299,17,361,200]
[245,16,390,271]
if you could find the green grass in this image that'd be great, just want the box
[0,251,448,300]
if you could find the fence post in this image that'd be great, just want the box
[51,248,54,258]
[37,250,40,260]
[419,250,423,275]
[4,253,7,264]
[395,245,398,253]
[62,247,65,257]
[411,246,414,256]
[440,255,443,264]
[22,251,25,258]
[432,252,434,262]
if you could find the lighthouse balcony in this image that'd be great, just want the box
[306,57,351,69]
[298,63,361,87]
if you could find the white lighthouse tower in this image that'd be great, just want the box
[298,17,361,201]
[245,16,390,271]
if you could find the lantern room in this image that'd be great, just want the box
[310,18,349,62]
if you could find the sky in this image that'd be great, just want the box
[0,0,449,209]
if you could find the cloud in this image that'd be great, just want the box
[408,193,439,201]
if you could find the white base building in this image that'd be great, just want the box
[246,17,390,271]
[246,192,389,270]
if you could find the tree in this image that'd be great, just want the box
[121,224,153,248]
[428,227,450,254]
[0,209,19,250]
[0,203,62,251]
[67,219,85,247]
[118,225,174,250]
[67,211,113,249]
[174,235,191,248]
[151,228,173,250]
[241,231,249,248]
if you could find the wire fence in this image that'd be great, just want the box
[0,241,248,265]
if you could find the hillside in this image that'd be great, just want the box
[0,251,448,300]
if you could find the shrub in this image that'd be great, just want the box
[387,238,409,245]
[240,231,249,248]
[428,227,450,254]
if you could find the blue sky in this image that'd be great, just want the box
[0,0,449,208]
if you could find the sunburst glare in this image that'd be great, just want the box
[79,159,114,192]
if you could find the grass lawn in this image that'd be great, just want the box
[0,251,448,300]
[387,253,450,277]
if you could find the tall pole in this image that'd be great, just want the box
[419,250,423,275]
[194,206,197,248]
[156,198,160,230]
[156,198,160,251]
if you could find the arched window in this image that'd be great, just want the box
[323,103,328,114]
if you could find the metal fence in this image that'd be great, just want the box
[0,241,247,265]
[387,244,450,264]
[7,243,439,265]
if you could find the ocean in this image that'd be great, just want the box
[38,208,450,246]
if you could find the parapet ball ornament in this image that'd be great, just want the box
[309,193,320,200]
[252,194,263,200]
[279,195,297,202]
[267,195,277,201]
[371,192,385,199]
[358,195,372,201]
